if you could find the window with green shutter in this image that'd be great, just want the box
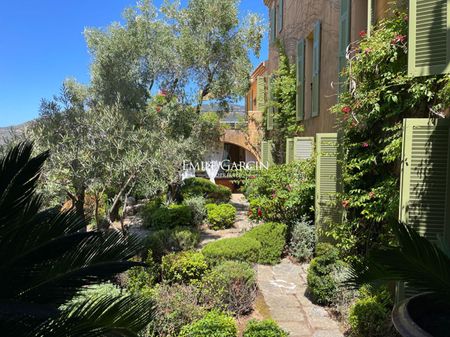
[267,76,274,130]
[315,133,342,236]
[286,138,294,164]
[261,141,269,166]
[312,21,321,117]
[278,0,284,33]
[256,76,266,112]
[408,0,450,77]
[267,140,274,166]
[293,137,314,161]
[338,0,351,96]
[399,118,450,244]
[296,39,305,121]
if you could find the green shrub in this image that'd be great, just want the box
[178,310,237,337]
[143,203,193,229]
[182,178,231,203]
[202,237,261,264]
[161,251,208,284]
[349,286,396,337]
[127,250,159,294]
[244,222,287,265]
[206,203,237,230]
[307,243,346,305]
[243,319,288,337]
[199,261,256,315]
[184,196,207,226]
[289,216,316,262]
[150,284,206,337]
[144,227,200,261]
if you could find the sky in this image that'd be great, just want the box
[0,0,268,127]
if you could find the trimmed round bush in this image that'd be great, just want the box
[202,237,261,264]
[349,287,395,337]
[200,261,257,315]
[244,222,287,265]
[144,227,200,261]
[178,310,237,337]
[307,243,345,305]
[289,216,316,262]
[143,203,193,229]
[181,178,231,203]
[243,319,289,337]
[206,203,237,230]
[161,251,208,284]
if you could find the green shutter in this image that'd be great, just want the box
[312,21,321,117]
[261,141,268,166]
[285,138,294,164]
[256,76,265,111]
[367,0,376,36]
[293,137,314,161]
[270,6,276,43]
[399,118,450,243]
[315,133,342,237]
[267,77,274,130]
[338,0,351,96]
[268,140,274,166]
[408,0,450,77]
[278,0,284,33]
[296,39,305,121]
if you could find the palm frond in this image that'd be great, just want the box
[33,294,155,337]
[347,222,450,300]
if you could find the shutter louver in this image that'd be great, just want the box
[268,140,274,166]
[399,118,450,243]
[312,21,321,117]
[293,137,314,161]
[278,0,284,33]
[256,76,265,112]
[338,0,351,96]
[261,141,269,167]
[315,133,342,236]
[367,0,376,36]
[267,77,274,130]
[286,138,294,164]
[296,39,305,121]
[408,0,450,76]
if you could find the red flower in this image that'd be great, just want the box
[369,191,375,199]
[391,34,407,45]
[342,200,350,208]
[362,142,369,148]
[341,106,352,114]
[359,30,367,38]
[257,208,263,217]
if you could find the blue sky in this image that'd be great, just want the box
[0,0,268,127]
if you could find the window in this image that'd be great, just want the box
[278,0,284,33]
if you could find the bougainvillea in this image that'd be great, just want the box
[330,11,450,260]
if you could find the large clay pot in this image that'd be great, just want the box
[392,293,450,337]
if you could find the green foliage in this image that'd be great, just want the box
[182,178,232,203]
[150,284,207,337]
[265,45,303,164]
[243,319,289,337]
[144,227,200,261]
[178,310,237,337]
[161,251,209,284]
[307,243,346,305]
[143,203,193,229]
[349,286,396,337]
[289,216,316,262]
[206,203,237,230]
[127,250,159,294]
[244,222,287,265]
[199,261,257,315]
[184,196,207,226]
[331,12,450,259]
[244,161,315,225]
[202,237,261,264]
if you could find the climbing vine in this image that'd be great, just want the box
[329,11,450,259]
[265,44,303,164]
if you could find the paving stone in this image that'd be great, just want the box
[277,321,313,336]
[312,329,343,337]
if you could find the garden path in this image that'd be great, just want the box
[198,193,257,247]
[257,259,344,337]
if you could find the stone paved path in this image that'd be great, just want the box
[257,259,343,337]
[198,193,257,247]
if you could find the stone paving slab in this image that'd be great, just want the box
[257,259,343,337]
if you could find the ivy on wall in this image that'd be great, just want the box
[329,11,450,259]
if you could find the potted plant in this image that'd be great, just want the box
[347,222,450,337]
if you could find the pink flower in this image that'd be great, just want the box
[158,89,168,97]
[362,142,369,148]
[341,106,352,114]
[249,175,256,179]
[342,200,350,208]
[272,193,277,199]
[359,30,367,38]
[391,34,407,45]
